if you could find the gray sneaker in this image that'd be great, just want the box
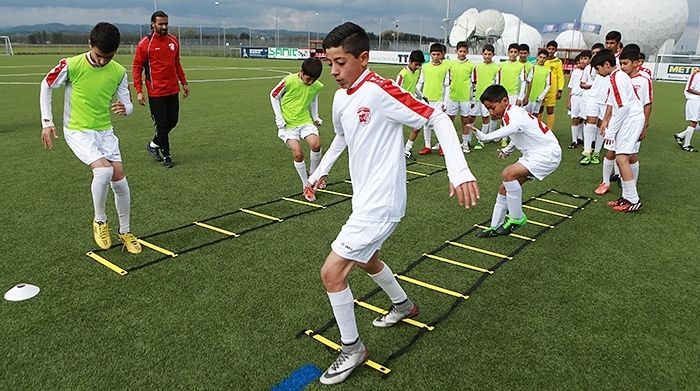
[372,303,420,328]
[319,340,369,385]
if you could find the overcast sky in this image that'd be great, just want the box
[1,0,698,47]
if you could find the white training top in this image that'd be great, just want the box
[476,104,561,156]
[581,64,608,104]
[308,69,475,223]
[606,69,644,133]
[568,68,584,96]
[631,73,653,107]
[684,71,700,100]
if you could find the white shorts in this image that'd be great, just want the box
[614,114,645,154]
[524,101,543,114]
[518,150,561,181]
[468,101,489,117]
[585,100,606,120]
[64,128,122,165]
[278,124,318,143]
[686,100,700,122]
[331,217,399,263]
[570,95,585,119]
[445,99,471,116]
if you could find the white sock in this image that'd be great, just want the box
[404,139,414,152]
[571,125,578,144]
[91,167,113,223]
[613,162,620,176]
[481,123,489,135]
[466,132,473,144]
[583,124,597,154]
[327,286,359,345]
[622,180,639,203]
[368,263,411,310]
[490,193,508,227]
[684,126,696,147]
[423,126,432,148]
[149,141,159,148]
[293,160,308,187]
[630,161,639,183]
[677,126,694,140]
[594,128,604,153]
[602,158,614,185]
[577,123,584,140]
[462,133,469,145]
[490,120,498,133]
[503,180,523,219]
[110,177,131,234]
[309,150,322,176]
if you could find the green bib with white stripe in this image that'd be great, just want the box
[421,62,450,101]
[281,73,324,128]
[66,53,125,131]
[449,60,475,102]
[529,64,551,101]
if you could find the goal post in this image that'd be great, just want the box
[1,36,13,56]
[653,54,700,82]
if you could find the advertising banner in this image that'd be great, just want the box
[241,47,268,59]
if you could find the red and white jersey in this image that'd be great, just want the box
[479,105,560,156]
[684,70,700,100]
[329,69,471,222]
[568,68,584,96]
[581,64,608,104]
[631,73,653,107]
[639,66,652,79]
[606,69,644,132]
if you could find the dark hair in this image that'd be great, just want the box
[590,48,615,68]
[482,44,495,54]
[546,40,558,49]
[456,41,468,50]
[429,42,443,53]
[619,48,639,61]
[409,49,424,63]
[605,30,622,42]
[574,54,581,62]
[301,57,322,79]
[591,43,605,51]
[89,22,120,53]
[151,10,168,23]
[508,43,519,51]
[322,22,369,57]
[518,43,530,52]
[624,43,640,53]
[579,50,592,58]
[537,48,548,57]
[638,52,646,61]
[480,84,508,104]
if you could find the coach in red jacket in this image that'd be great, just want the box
[133,10,189,168]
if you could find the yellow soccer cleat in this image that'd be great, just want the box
[118,232,142,254]
[92,220,112,249]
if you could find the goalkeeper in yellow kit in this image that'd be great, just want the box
[543,40,564,132]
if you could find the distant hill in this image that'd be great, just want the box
[0,23,319,38]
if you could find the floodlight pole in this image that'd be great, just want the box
[443,0,451,45]
[154,0,158,11]
[214,1,221,50]
[394,19,399,49]
[419,17,423,49]
[516,0,523,43]
[275,0,279,47]
[378,17,382,50]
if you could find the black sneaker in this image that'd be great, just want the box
[476,226,499,238]
[610,173,620,183]
[568,142,577,149]
[682,145,698,152]
[163,155,174,168]
[145,143,162,162]
[673,134,684,147]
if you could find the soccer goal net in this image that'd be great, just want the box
[653,54,700,82]
[1,36,13,56]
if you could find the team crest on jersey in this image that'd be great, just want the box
[357,107,371,126]
[169,43,175,51]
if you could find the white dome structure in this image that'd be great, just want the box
[555,30,587,49]
[580,0,688,54]
[495,13,542,55]
[449,8,479,45]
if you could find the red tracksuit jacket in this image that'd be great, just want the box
[132,33,187,98]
